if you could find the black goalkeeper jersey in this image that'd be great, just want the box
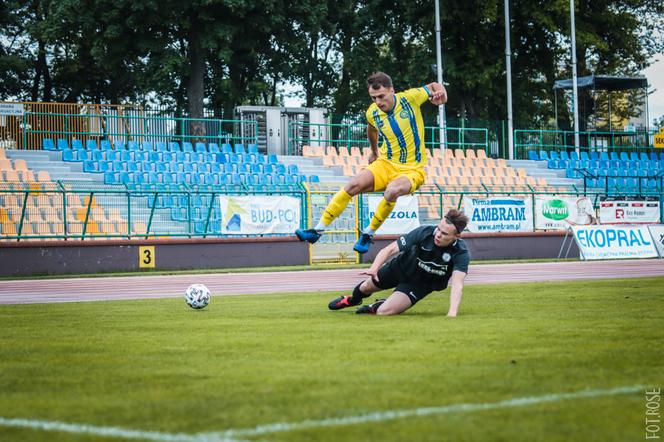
[391,225,470,290]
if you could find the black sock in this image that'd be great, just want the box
[351,283,369,303]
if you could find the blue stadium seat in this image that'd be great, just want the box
[92,150,104,161]
[237,163,251,174]
[309,175,320,183]
[589,151,598,161]
[191,152,203,163]
[98,161,111,173]
[72,139,84,150]
[650,152,659,162]
[162,152,173,162]
[114,141,126,151]
[43,139,55,151]
[580,151,590,161]
[547,159,558,169]
[126,162,139,172]
[570,151,579,161]
[640,152,649,161]
[234,144,246,154]
[234,153,245,163]
[246,153,258,163]
[104,151,118,162]
[250,163,263,174]
[85,140,98,150]
[267,154,278,164]
[248,144,258,154]
[629,152,639,161]
[128,141,139,151]
[287,164,299,175]
[135,151,148,162]
[100,140,112,151]
[182,142,194,152]
[154,142,167,152]
[57,139,69,150]
[263,164,275,174]
[142,141,153,151]
[208,143,220,154]
[256,154,267,164]
[559,151,570,161]
[104,172,119,184]
[148,151,161,162]
[599,152,608,161]
[609,152,619,161]
[195,142,207,153]
[168,142,181,152]
[538,150,549,160]
[83,160,98,173]
[549,151,559,160]
[119,151,132,162]
[220,143,232,153]
[77,150,91,161]
[276,164,287,174]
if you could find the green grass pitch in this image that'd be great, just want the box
[0,277,662,441]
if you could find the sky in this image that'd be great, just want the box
[643,55,664,124]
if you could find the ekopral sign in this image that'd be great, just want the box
[572,225,658,260]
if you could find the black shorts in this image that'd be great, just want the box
[373,260,438,305]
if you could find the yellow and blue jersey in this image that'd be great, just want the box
[365,86,431,166]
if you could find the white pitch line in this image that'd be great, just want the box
[0,385,644,442]
[210,384,645,439]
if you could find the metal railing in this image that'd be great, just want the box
[288,121,489,155]
[514,128,659,159]
[11,111,259,149]
[0,181,305,241]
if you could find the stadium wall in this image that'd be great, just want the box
[0,232,578,277]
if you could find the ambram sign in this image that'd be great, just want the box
[541,199,569,221]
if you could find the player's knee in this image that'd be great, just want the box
[376,304,400,316]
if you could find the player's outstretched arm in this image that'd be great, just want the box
[360,240,399,280]
[426,82,447,106]
[447,270,467,317]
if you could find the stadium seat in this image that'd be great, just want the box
[248,144,258,153]
[570,151,579,161]
[72,139,84,150]
[195,142,207,153]
[609,152,619,161]
[182,142,194,152]
[168,142,181,152]
[589,151,599,161]
[43,139,55,151]
[208,143,220,154]
[156,142,168,152]
[549,151,559,160]
[142,141,154,151]
[57,139,69,150]
[599,152,609,161]
[559,151,570,161]
[538,150,549,160]
[234,144,246,154]
[221,143,233,153]
[114,141,126,151]
[528,151,539,161]
[86,140,98,150]
[128,141,139,151]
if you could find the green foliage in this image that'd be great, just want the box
[1,0,662,127]
[0,277,662,440]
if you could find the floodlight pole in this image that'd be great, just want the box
[434,0,447,151]
[570,0,580,153]
[504,0,514,160]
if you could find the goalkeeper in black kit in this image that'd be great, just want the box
[328,209,470,316]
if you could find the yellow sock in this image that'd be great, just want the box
[369,198,396,231]
[320,188,352,226]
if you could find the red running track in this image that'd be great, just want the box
[0,260,662,305]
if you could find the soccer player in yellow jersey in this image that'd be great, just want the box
[296,71,447,253]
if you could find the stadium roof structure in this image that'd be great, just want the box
[553,75,650,131]
[553,75,648,91]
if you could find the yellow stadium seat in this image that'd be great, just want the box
[302,145,314,157]
[4,170,19,181]
[1,221,17,236]
[454,149,465,160]
[0,159,12,170]
[432,148,444,159]
[465,149,476,159]
[312,146,325,156]
[362,147,373,157]
[19,170,35,182]
[326,146,338,156]
[12,159,28,171]
[0,149,6,159]
[350,146,362,157]
[337,146,350,156]
[476,149,487,159]
[132,221,148,235]
[107,208,122,221]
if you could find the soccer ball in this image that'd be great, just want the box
[185,284,211,309]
